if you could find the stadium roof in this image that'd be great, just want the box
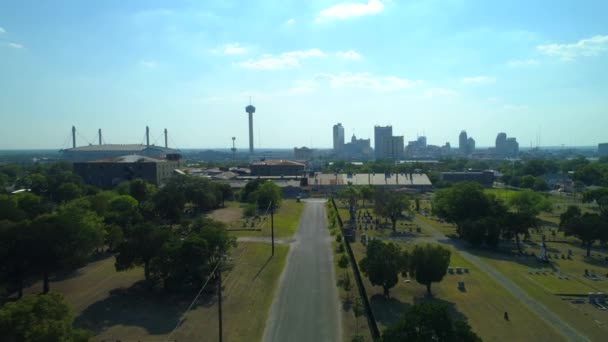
[61,144,178,152]
[89,154,169,163]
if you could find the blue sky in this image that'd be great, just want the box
[1,0,607,149]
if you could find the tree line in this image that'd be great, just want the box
[1,162,237,340]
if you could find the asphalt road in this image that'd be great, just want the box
[263,199,341,342]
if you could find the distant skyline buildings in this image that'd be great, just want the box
[333,123,345,153]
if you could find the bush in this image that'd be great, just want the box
[244,203,256,217]
[338,254,349,268]
[336,234,342,242]
[336,243,344,253]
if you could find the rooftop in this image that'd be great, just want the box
[89,154,170,163]
[251,160,305,167]
[62,144,178,152]
[308,173,432,186]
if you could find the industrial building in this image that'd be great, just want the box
[250,160,305,177]
[440,171,495,188]
[61,126,179,162]
[73,154,183,189]
[306,173,432,193]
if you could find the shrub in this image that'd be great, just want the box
[244,203,256,217]
[338,254,349,268]
[336,243,344,253]
[336,234,342,242]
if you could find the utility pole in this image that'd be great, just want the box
[218,265,223,342]
[271,202,275,257]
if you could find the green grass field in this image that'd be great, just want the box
[350,242,565,341]
[23,242,289,341]
[224,199,305,238]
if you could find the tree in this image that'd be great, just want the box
[383,302,481,342]
[533,177,549,192]
[520,175,536,189]
[374,189,411,232]
[561,211,606,257]
[149,218,235,291]
[217,182,233,207]
[408,244,451,296]
[240,179,265,203]
[353,298,364,335]
[0,293,92,341]
[54,182,83,203]
[583,188,608,215]
[105,195,141,226]
[0,220,30,298]
[153,180,186,222]
[360,185,375,208]
[29,203,104,293]
[129,178,157,204]
[359,240,404,298]
[433,182,494,237]
[337,185,361,221]
[0,194,26,221]
[115,223,172,282]
[251,181,282,211]
[15,192,52,219]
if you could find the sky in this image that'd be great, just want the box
[1,0,607,150]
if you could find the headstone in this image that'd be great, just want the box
[464,268,469,274]
[360,234,367,245]
[456,267,462,274]
[448,267,454,274]
[416,227,421,233]
[458,281,465,291]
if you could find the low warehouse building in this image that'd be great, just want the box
[250,160,305,177]
[440,171,495,188]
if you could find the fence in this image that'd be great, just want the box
[330,197,380,340]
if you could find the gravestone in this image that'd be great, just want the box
[448,267,454,274]
[458,281,465,291]
[456,267,462,274]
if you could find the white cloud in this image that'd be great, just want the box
[285,18,295,25]
[461,76,496,85]
[316,0,384,22]
[315,72,420,91]
[537,35,608,61]
[7,42,23,49]
[238,49,325,70]
[211,43,248,55]
[423,88,458,99]
[507,59,539,67]
[0,27,5,34]
[336,50,362,60]
[138,60,159,69]
[283,48,325,59]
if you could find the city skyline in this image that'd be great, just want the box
[1,0,608,149]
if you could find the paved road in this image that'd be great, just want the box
[413,217,589,342]
[263,199,341,342]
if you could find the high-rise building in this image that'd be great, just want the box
[374,125,393,159]
[459,131,468,154]
[387,136,404,160]
[495,132,519,158]
[599,143,608,157]
[333,123,345,153]
[467,137,476,154]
